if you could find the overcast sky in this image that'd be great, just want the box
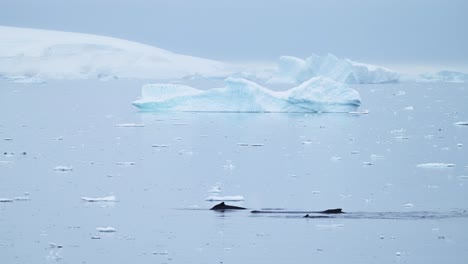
[1,0,467,67]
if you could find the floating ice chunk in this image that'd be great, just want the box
[370,154,384,160]
[208,186,222,193]
[116,161,136,166]
[250,143,265,147]
[348,110,369,115]
[205,195,244,202]
[114,123,144,127]
[457,143,463,148]
[81,195,116,202]
[269,53,399,84]
[152,144,170,148]
[96,227,116,233]
[316,224,345,230]
[416,163,455,168]
[403,203,414,208]
[404,106,414,111]
[13,196,31,201]
[454,121,468,126]
[0,160,13,165]
[0,198,14,202]
[362,162,374,166]
[133,77,361,113]
[458,176,468,180]
[330,156,342,161]
[420,71,468,83]
[54,166,73,172]
[394,91,406,96]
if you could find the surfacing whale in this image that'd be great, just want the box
[210,202,246,211]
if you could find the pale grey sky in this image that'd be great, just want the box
[1,0,467,66]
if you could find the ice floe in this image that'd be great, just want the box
[454,121,468,126]
[96,227,116,233]
[81,195,116,202]
[205,195,244,202]
[133,77,361,113]
[416,163,455,168]
[114,123,144,127]
[53,166,73,172]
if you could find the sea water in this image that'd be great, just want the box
[0,80,467,263]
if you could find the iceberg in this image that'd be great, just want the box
[269,54,400,84]
[133,77,361,113]
[0,26,227,80]
[419,70,468,83]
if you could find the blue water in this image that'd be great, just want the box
[1,80,467,263]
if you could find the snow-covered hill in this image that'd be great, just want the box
[0,26,228,81]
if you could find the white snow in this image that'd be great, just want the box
[133,77,361,113]
[96,227,116,233]
[0,26,227,80]
[268,53,399,84]
[205,195,245,202]
[81,195,116,202]
[416,163,456,168]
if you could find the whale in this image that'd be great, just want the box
[251,208,344,214]
[210,202,246,211]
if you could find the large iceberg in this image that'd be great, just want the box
[419,70,468,83]
[268,54,400,84]
[0,26,227,80]
[133,77,361,113]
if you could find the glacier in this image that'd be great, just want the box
[268,54,400,84]
[133,77,361,113]
[0,26,227,80]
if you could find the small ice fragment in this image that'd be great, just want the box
[91,236,101,239]
[152,144,170,148]
[394,136,410,140]
[52,136,63,141]
[458,176,468,180]
[237,143,249,146]
[311,191,321,195]
[13,197,31,201]
[403,203,414,208]
[370,154,384,160]
[49,243,63,249]
[330,156,342,161]
[0,161,13,165]
[302,140,313,145]
[152,251,169,255]
[394,91,406,96]
[114,123,144,127]
[454,121,468,126]
[96,227,116,233]
[404,106,414,111]
[348,109,369,114]
[208,186,221,193]
[205,195,244,202]
[362,162,374,166]
[316,224,345,230]
[416,163,455,168]
[81,196,116,202]
[396,252,401,256]
[4,138,13,141]
[223,160,235,170]
[251,143,264,147]
[0,198,14,202]
[54,166,73,172]
[350,151,359,154]
[457,143,463,148]
[116,161,136,166]
[390,129,406,134]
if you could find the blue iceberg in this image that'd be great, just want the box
[132,77,361,113]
